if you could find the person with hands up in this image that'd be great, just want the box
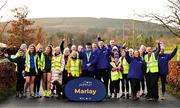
[158,43,178,100]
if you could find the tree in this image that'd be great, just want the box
[7,6,36,47]
[0,0,8,11]
[141,0,180,38]
[34,26,43,45]
[0,0,9,42]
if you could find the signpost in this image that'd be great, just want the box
[64,77,106,102]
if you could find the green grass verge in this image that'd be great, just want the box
[0,86,16,101]
[166,84,180,98]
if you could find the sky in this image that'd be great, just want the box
[0,0,170,21]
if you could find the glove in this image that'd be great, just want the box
[68,73,72,77]
[4,53,8,58]
[112,67,116,71]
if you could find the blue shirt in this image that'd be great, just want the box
[30,54,35,69]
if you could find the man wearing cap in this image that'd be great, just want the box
[79,43,97,77]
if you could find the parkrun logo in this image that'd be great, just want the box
[74,89,97,95]
[79,81,92,87]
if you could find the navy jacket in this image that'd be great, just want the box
[158,47,177,75]
[8,56,25,74]
[96,46,111,70]
[79,49,97,72]
[126,52,146,80]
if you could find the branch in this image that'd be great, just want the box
[0,0,8,11]
[153,15,180,38]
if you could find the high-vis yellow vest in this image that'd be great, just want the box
[144,53,159,73]
[25,53,38,73]
[68,58,81,77]
[110,61,122,81]
[120,57,129,74]
[51,54,62,72]
[37,53,45,71]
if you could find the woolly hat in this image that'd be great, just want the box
[20,43,27,49]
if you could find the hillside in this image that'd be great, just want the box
[31,17,172,36]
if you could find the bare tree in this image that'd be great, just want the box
[141,0,180,38]
[0,0,9,42]
[0,0,8,11]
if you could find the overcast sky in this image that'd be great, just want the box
[0,0,170,21]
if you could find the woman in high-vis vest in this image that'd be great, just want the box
[43,45,53,97]
[109,52,122,99]
[34,43,44,98]
[51,47,65,99]
[125,50,146,100]
[120,50,130,99]
[24,44,38,98]
[67,51,82,79]
[144,42,160,101]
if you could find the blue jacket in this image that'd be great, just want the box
[96,46,111,70]
[79,49,97,72]
[126,52,146,80]
[158,47,177,75]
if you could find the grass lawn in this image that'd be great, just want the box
[0,86,16,101]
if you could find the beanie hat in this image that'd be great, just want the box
[112,46,118,51]
[20,44,27,49]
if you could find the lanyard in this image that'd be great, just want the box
[86,51,91,62]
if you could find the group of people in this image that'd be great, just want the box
[5,37,178,101]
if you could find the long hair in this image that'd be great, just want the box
[28,44,36,55]
[46,45,53,57]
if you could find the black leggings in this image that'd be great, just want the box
[146,73,159,99]
[130,79,140,97]
[16,72,25,92]
[110,80,120,94]
[121,74,130,93]
[140,76,145,91]
[96,69,110,94]
[160,75,167,94]
[34,70,42,93]
[62,70,69,85]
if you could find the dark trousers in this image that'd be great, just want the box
[52,80,64,96]
[160,75,167,94]
[34,69,42,93]
[96,69,110,94]
[140,76,145,92]
[146,73,159,99]
[121,74,130,93]
[130,78,140,97]
[16,72,25,93]
[110,80,120,94]
[82,70,94,77]
[62,70,69,85]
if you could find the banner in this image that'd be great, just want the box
[64,77,106,102]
